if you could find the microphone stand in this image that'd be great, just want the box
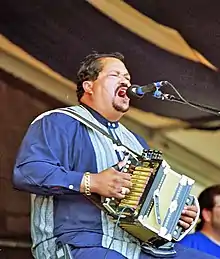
[159,93,220,116]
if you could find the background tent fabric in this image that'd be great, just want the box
[1,0,220,124]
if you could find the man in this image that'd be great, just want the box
[179,185,220,257]
[13,52,215,259]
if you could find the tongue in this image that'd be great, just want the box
[118,89,127,97]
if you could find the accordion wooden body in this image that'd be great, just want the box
[102,149,197,245]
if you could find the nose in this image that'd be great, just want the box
[120,77,131,87]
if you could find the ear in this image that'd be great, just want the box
[82,81,93,94]
[202,208,212,223]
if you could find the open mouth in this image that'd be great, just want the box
[117,87,129,99]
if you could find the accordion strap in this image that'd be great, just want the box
[59,107,140,157]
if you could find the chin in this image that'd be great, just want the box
[113,103,130,113]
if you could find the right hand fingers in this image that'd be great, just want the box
[112,187,127,199]
[115,193,126,199]
[121,187,130,195]
[114,187,130,199]
[111,166,132,188]
[95,166,132,198]
[121,178,132,189]
[111,170,132,188]
[111,164,132,180]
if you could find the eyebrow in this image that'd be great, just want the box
[108,70,131,78]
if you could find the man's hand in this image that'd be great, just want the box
[179,205,198,229]
[87,160,132,199]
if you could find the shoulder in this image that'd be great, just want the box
[30,107,82,132]
[184,232,201,239]
[180,232,203,245]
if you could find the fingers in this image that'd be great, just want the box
[178,219,190,229]
[179,215,194,225]
[182,205,197,220]
[179,205,198,230]
[110,178,131,199]
[184,205,198,214]
[121,173,132,182]
[111,165,132,198]
[97,163,133,198]
[111,167,131,181]
[113,187,130,199]
[115,192,126,199]
[113,173,132,190]
[121,187,130,195]
[121,179,132,189]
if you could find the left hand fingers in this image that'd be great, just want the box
[179,205,198,230]
[178,219,191,230]
[179,215,194,225]
[182,205,198,219]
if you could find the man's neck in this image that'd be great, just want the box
[201,227,220,245]
[81,101,123,122]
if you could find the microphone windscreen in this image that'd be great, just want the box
[126,85,143,99]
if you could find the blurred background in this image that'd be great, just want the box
[0,1,220,258]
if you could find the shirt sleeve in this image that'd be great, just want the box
[13,113,84,195]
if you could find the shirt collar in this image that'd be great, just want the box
[81,104,119,129]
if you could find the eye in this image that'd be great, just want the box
[109,73,119,77]
[108,72,130,81]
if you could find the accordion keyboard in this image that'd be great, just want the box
[103,149,163,218]
[119,163,157,211]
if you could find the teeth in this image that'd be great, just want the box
[118,89,126,97]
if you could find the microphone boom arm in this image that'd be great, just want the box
[160,94,220,116]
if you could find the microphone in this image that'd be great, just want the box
[127,81,168,98]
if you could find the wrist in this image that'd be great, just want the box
[90,173,99,193]
[80,172,99,194]
[84,172,91,195]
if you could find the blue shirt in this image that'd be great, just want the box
[13,105,148,249]
[179,231,220,258]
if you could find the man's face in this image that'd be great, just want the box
[210,195,220,231]
[92,57,131,113]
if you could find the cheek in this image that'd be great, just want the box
[95,78,119,97]
[94,87,114,102]
[213,211,220,221]
[103,84,117,96]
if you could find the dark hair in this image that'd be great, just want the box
[195,184,220,231]
[76,52,124,102]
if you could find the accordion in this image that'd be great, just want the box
[100,149,198,255]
